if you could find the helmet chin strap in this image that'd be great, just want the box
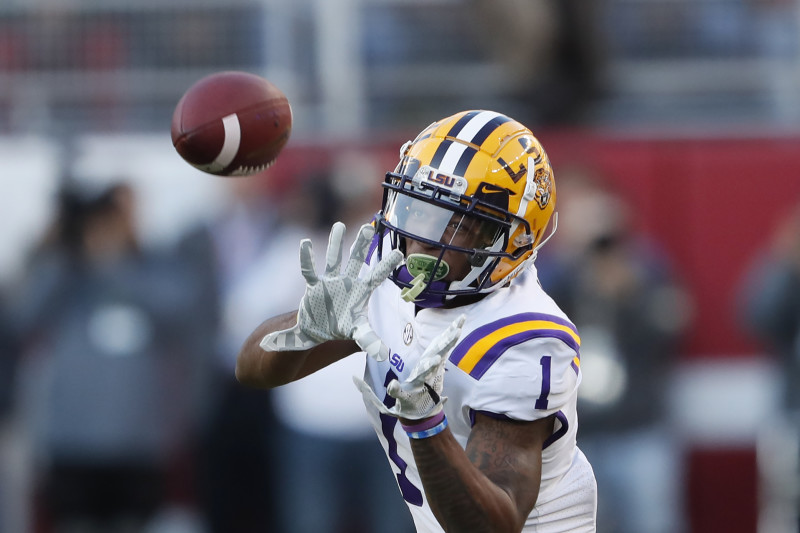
[400,273,427,302]
[534,211,558,253]
[449,238,504,292]
[506,155,539,242]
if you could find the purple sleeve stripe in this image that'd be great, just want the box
[449,312,579,366]
[467,328,580,380]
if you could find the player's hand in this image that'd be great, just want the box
[260,222,402,360]
[355,314,466,420]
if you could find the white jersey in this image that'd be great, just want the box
[361,255,597,532]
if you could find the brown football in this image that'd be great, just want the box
[171,71,292,176]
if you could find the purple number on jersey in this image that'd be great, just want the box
[535,355,551,410]
[379,370,423,506]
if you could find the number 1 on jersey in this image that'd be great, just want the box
[535,355,551,410]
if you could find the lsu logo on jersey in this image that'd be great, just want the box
[389,352,405,372]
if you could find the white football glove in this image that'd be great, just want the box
[260,222,402,360]
[355,314,466,420]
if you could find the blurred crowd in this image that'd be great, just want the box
[740,202,800,533]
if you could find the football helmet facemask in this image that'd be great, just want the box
[376,110,557,308]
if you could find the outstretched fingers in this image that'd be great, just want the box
[407,354,443,383]
[298,239,318,285]
[407,315,466,381]
[436,314,466,353]
[368,249,404,290]
[324,222,346,277]
[344,223,375,278]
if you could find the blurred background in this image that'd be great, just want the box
[2,0,800,532]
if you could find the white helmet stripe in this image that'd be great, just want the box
[438,142,470,174]
[453,110,504,143]
[433,111,505,175]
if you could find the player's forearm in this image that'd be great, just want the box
[235,311,361,388]
[410,429,523,533]
[235,311,310,388]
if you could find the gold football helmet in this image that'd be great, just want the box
[377,110,557,308]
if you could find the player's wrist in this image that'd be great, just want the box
[401,410,448,439]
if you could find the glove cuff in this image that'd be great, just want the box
[402,411,447,439]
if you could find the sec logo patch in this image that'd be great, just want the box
[402,323,414,345]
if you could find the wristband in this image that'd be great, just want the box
[402,411,448,439]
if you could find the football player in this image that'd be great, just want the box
[236,110,597,532]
